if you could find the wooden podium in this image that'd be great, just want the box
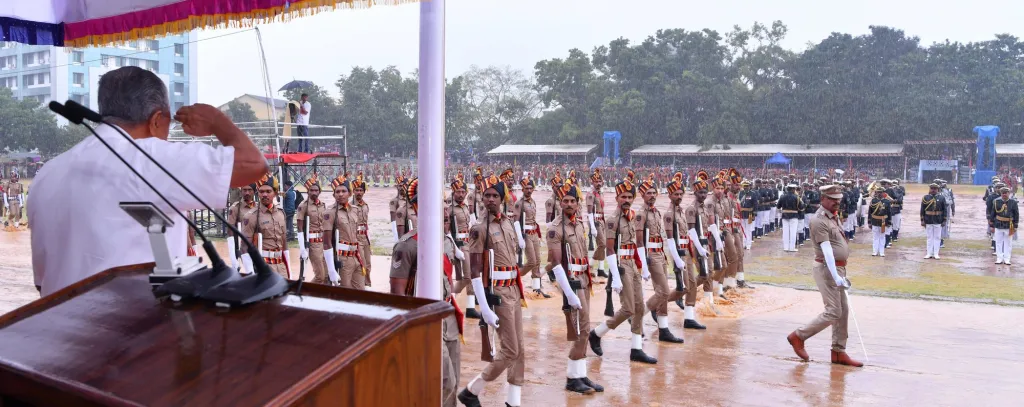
[0,265,453,406]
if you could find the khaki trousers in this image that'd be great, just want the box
[308,241,327,284]
[520,232,542,278]
[605,264,644,335]
[592,222,607,261]
[645,252,683,316]
[8,202,21,222]
[481,285,525,386]
[724,230,741,279]
[567,285,592,360]
[268,262,289,279]
[358,235,372,278]
[338,255,365,289]
[442,339,460,407]
[684,256,712,306]
[795,264,849,352]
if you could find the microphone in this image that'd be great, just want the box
[56,101,288,306]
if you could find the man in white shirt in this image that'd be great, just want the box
[29,66,267,296]
[295,93,311,153]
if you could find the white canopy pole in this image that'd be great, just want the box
[414,0,445,301]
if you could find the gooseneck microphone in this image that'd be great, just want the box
[53,100,288,306]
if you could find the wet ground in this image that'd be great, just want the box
[2,184,1023,405]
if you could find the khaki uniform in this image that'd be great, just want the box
[388,194,404,221]
[545,196,562,224]
[326,203,364,289]
[727,192,745,280]
[353,199,372,280]
[396,201,418,234]
[604,209,644,335]
[684,202,713,305]
[705,195,730,283]
[795,208,851,352]
[451,202,475,296]
[241,203,289,279]
[391,233,462,407]
[586,190,607,261]
[469,213,526,386]
[636,204,680,317]
[5,181,24,224]
[717,193,741,281]
[296,199,329,284]
[513,197,542,279]
[547,215,591,360]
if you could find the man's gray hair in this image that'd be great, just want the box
[97,66,170,125]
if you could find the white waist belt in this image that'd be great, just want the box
[568,264,588,272]
[646,242,664,249]
[456,233,469,239]
[308,233,321,239]
[357,225,367,231]
[593,214,604,219]
[617,249,634,256]
[676,239,689,249]
[337,243,358,251]
[723,219,732,224]
[524,224,537,231]
[491,270,515,280]
[261,250,284,259]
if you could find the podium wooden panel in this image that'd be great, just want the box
[0,265,453,407]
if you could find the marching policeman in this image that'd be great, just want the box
[989,186,1019,265]
[778,184,801,252]
[636,174,685,343]
[296,174,330,284]
[921,183,947,260]
[869,186,891,257]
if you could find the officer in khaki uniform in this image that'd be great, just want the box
[389,175,407,235]
[396,179,419,237]
[326,174,365,289]
[726,170,752,289]
[450,173,482,319]
[587,174,658,365]
[544,179,605,395]
[3,172,25,231]
[391,205,465,407]
[545,172,564,225]
[586,168,608,278]
[788,184,863,367]
[227,184,258,273]
[704,171,730,301]
[351,173,372,286]
[458,174,528,407]
[296,174,330,284]
[682,171,714,329]
[635,174,685,343]
[514,175,550,298]
[241,174,290,279]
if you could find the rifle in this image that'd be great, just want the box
[671,206,685,293]
[693,204,710,278]
[587,194,595,251]
[516,201,524,268]
[479,222,501,362]
[561,221,582,341]
[709,203,723,272]
[233,203,242,263]
[449,199,461,247]
[297,216,309,292]
[604,213,622,317]
[332,206,343,286]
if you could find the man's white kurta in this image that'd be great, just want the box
[29,124,234,296]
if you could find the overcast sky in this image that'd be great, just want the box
[197,0,1024,106]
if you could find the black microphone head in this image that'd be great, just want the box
[65,99,103,123]
[49,101,82,124]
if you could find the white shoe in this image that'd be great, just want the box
[871,253,878,257]
[880,253,886,257]
[995,259,1003,264]
[1005,261,1012,265]
[934,255,941,260]
[923,255,932,259]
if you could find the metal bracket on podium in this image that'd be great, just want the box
[120,202,205,287]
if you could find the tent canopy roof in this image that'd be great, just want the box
[996,144,1024,157]
[630,144,904,157]
[487,144,598,156]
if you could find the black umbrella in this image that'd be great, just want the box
[278,80,314,92]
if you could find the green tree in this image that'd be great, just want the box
[0,88,63,154]
[224,100,259,123]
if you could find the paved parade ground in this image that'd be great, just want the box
[2,184,1023,406]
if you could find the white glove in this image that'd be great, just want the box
[638,249,651,281]
[688,228,708,258]
[297,233,309,260]
[606,255,623,293]
[324,249,340,284]
[708,223,724,251]
[17,195,23,206]
[819,241,845,288]
[226,237,239,271]
[668,238,685,269]
[586,214,597,235]
[469,214,479,226]
[472,277,500,328]
[390,220,399,241]
[454,245,466,261]
[513,221,526,249]
[551,265,581,309]
[240,253,255,275]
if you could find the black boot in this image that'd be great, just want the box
[547,270,557,283]
[738,280,755,289]
[650,309,658,325]
[458,389,481,407]
[580,377,604,392]
[941,239,945,248]
[630,348,658,364]
[675,298,685,310]
[597,267,608,278]
[465,308,482,319]
[534,289,552,299]
[658,327,685,343]
[588,330,603,356]
[565,378,595,394]
[684,319,707,330]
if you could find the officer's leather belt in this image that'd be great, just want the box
[815,258,847,267]
[891,204,902,208]
[782,210,799,213]
[741,208,754,212]
[871,215,886,220]
[997,216,1013,222]
[925,211,943,216]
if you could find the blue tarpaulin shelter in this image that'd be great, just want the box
[766,152,790,164]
